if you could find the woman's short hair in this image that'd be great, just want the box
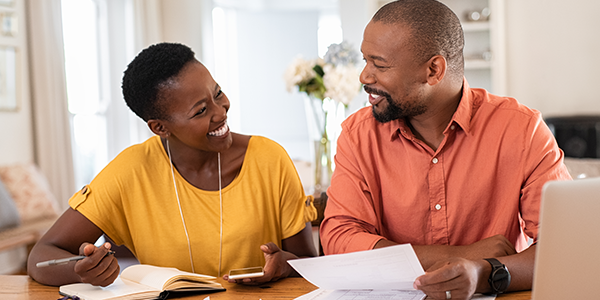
[122,42,196,121]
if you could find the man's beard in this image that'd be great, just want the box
[364,85,426,123]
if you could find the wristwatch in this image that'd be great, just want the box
[484,258,511,294]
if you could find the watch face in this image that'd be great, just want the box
[491,268,511,292]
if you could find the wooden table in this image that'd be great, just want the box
[0,275,532,300]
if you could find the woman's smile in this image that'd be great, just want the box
[208,122,230,137]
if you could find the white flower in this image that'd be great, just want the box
[283,41,362,105]
[283,56,318,92]
[323,64,362,105]
[324,41,360,66]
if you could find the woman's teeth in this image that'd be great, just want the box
[208,123,229,136]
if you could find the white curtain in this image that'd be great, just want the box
[133,0,163,50]
[123,0,164,145]
[25,0,75,210]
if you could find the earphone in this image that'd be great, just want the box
[166,138,223,276]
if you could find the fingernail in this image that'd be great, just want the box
[413,279,420,289]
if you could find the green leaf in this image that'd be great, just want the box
[313,64,325,77]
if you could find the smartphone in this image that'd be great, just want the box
[228,266,264,280]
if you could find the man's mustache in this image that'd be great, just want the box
[363,85,391,99]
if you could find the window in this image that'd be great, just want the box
[61,0,109,189]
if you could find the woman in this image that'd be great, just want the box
[27,43,317,287]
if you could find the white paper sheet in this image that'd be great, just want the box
[295,288,426,300]
[296,289,496,300]
[289,244,498,300]
[288,244,425,290]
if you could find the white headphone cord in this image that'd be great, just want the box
[166,138,223,276]
[166,138,196,273]
[217,152,223,277]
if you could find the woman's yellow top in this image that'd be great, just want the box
[69,135,316,276]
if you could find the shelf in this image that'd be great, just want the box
[465,59,491,70]
[462,21,490,32]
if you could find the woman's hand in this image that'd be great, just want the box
[223,242,297,285]
[73,242,120,287]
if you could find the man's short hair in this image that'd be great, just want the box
[122,42,197,122]
[373,0,464,79]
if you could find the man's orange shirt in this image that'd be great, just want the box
[320,80,572,255]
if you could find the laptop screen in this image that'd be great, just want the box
[532,177,600,299]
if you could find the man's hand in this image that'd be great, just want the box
[223,242,296,285]
[414,257,488,300]
[73,242,120,287]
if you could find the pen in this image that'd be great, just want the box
[36,250,115,268]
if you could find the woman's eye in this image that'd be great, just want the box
[194,107,206,116]
[215,89,223,98]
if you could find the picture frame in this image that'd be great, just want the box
[0,46,17,111]
[0,12,16,36]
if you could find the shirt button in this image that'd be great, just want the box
[432,158,438,164]
[435,204,442,210]
[450,125,456,130]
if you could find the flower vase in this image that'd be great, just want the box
[305,96,335,194]
[313,125,333,194]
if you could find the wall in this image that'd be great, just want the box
[0,95,34,165]
[0,0,33,165]
[0,0,33,275]
[160,0,205,57]
[505,0,600,117]
[236,10,319,162]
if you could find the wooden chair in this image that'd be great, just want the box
[311,192,328,256]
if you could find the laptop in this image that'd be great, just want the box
[532,177,600,299]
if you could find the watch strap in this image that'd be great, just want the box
[484,258,511,294]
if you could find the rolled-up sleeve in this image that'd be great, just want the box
[519,112,572,243]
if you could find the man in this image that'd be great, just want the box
[319,1,571,299]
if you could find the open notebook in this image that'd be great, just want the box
[532,177,600,299]
[59,264,225,300]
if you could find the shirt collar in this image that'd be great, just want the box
[448,78,476,135]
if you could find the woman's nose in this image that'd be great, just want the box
[212,100,228,122]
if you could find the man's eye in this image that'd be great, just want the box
[216,89,223,98]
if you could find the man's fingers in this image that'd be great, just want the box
[426,260,449,272]
[417,263,461,287]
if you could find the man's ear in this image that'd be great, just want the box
[147,119,169,138]
[425,55,447,85]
